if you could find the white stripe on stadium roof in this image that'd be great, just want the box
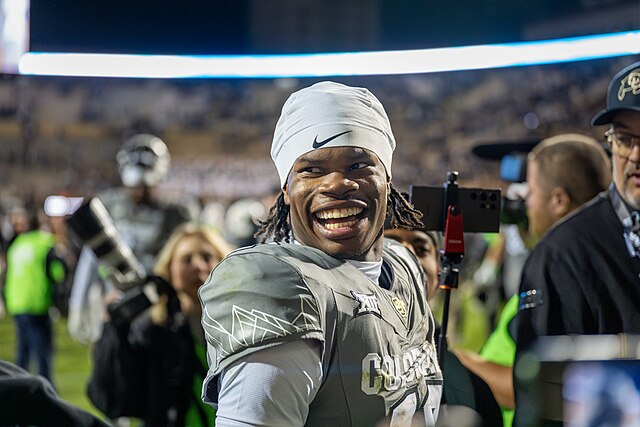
[18,30,640,79]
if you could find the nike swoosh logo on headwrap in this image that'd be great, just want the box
[312,130,353,149]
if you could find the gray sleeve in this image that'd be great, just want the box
[211,340,323,427]
[199,250,324,376]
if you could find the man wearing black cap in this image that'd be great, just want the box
[513,61,640,425]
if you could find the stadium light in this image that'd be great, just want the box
[18,30,640,79]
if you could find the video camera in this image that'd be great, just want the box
[66,198,175,324]
[499,153,529,229]
[473,140,537,229]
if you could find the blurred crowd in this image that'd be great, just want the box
[0,56,630,208]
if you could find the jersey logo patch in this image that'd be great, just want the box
[519,288,543,310]
[351,291,382,317]
[391,296,407,318]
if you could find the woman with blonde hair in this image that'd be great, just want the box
[153,223,232,323]
[88,223,232,427]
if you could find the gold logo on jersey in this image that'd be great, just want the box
[391,297,407,318]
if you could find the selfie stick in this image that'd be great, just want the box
[437,171,465,368]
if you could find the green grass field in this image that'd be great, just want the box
[0,313,107,421]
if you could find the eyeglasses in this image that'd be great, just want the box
[605,129,640,158]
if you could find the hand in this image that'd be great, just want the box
[178,292,197,316]
[150,294,169,326]
[103,289,124,322]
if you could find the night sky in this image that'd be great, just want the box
[30,0,613,55]
[30,0,250,54]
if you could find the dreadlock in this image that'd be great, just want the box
[254,192,291,243]
[387,184,424,230]
[254,183,424,243]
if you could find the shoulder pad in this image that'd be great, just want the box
[383,238,425,284]
[200,245,323,374]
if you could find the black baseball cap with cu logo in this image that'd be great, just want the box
[592,61,640,126]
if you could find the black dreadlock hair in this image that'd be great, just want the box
[254,192,291,243]
[254,183,424,243]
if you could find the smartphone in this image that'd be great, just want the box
[409,185,501,233]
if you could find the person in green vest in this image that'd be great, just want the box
[87,223,231,426]
[456,133,612,426]
[3,208,67,386]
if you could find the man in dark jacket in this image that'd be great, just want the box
[513,60,640,425]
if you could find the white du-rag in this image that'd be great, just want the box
[271,81,396,188]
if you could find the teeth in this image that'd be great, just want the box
[316,207,363,220]
[324,220,358,230]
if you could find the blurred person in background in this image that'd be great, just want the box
[383,227,440,301]
[68,133,193,343]
[514,60,640,426]
[1,207,68,386]
[44,208,77,317]
[0,359,110,427]
[222,197,266,247]
[4,206,30,247]
[87,223,231,427]
[0,206,27,317]
[467,143,537,324]
[452,133,607,426]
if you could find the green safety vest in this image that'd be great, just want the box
[4,230,63,315]
[480,293,519,427]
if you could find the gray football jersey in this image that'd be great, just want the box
[200,239,443,426]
